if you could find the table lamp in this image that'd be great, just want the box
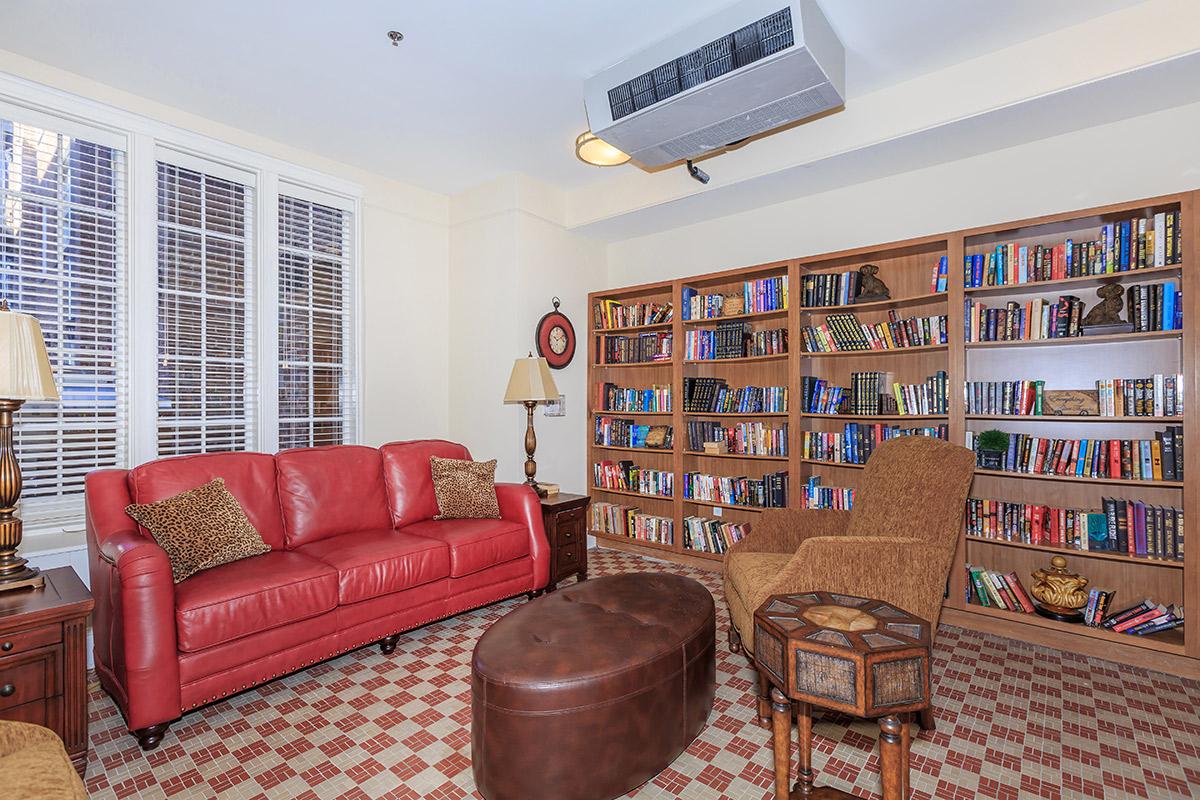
[503,353,560,498]
[0,299,59,592]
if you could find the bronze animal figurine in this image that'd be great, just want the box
[1081,283,1123,327]
[855,264,890,301]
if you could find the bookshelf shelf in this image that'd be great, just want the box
[683,353,789,365]
[590,531,676,554]
[964,329,1181,349]
[591,445,675,455]
[799,291,947,314]
[682,308,788,326]
[590,487,674,501]
[684,451,789,462]
[680,499,767,513]
[966,535,1185,569]
[591,321,672,334]
[589,191,1197,678]
[964,414,1183,423]
[801,343,948,358]
[963,263,1183,297]
[972,468,1184,488]
[801,413,948,421]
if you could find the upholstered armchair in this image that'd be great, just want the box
[0,721,87,799]
[723,436,976,726]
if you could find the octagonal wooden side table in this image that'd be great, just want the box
[753,591,932,800]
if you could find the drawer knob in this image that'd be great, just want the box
[563,529,573,539]
[0,684,13,697]
[0,641,11,652]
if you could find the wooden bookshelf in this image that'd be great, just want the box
[588,191,1198,678]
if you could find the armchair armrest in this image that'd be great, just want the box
[494,482,549,590]
[768,536,951,628]
[85,470,182,731]
[728,508,851,555]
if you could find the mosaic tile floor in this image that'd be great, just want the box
[83,549,1200,799]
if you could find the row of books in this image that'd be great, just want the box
[684,421,787,456]
[593,416,673,450]
[800,311,947,353]
[800,270,861,308]
[592,460,674,497]
[965,427,1184,482]
[964,295,1085,342]
[964,497,1183,561]
[594,382,671,413]
[682,470,788,509]
[966,566,1035,613]
[596,332,672,365]
[928,255,949,293]
[963,380,1044,416]
[683,323,787,360]
[590,501,674,545]
[962,210,1183,288]
[798,476,854,510]
[801,425,948,466]
[1127,281,1182,332]
[682,378,788,414]
[593,300,673,330]
[1096,375,1184,417]
[1092,597,1183,636]
[681,275,788,320]
[682,516,750,555]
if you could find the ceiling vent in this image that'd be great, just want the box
[584,0,844,169]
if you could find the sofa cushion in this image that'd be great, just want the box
[174,550,338,653]
[380,440,472,528]
[297,529,451,604]
[276,445,392,547]
[401,518,529,578]
[128,451,287,549]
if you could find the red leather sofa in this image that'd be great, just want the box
[84,440,547,750]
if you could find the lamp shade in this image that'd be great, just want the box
[0,304,58,402]
[503,354,559,403]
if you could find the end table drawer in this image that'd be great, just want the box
[0,624,61,659]
[556,542,582,573]
[0,650,57,711]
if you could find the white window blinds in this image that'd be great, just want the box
[277,192,355,449]
[0,119,126,521]
[156,161,256,456]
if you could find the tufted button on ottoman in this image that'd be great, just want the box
[471,572,716,800]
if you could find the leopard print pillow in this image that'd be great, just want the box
[125,478,272,583]
[430,456,501,520]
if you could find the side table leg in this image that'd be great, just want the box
[795,701,814,797]
[901,713,912,798]
[769,687,792,800]
[878,715,906,800]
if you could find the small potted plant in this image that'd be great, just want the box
[976,429,1009,470]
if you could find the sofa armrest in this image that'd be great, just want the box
[85,470,182,731]
[494,483,549,590]
[728,508,851,556]
[769,536,950,628]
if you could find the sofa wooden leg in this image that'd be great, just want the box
[727,625,743,655]
[134,723,170,751]
[379,634,401,655]
[918,706,936,732]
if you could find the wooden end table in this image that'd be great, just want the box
[0,566,94,774]
[538,493,590,592]
[753,591,931,800]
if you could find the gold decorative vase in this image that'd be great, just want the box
[1030,556,1089,622]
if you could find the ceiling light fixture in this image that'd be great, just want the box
[387,30,404,46]
[575,131,630,167]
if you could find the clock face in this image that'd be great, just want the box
[536,310,575,369]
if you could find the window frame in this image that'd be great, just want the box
[0,75,364,537]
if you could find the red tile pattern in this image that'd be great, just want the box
[84,549,1199,799]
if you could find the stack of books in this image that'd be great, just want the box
[1097,599,1184,636]
[965,427,1184,482]
[685,420,787,456]
[1096,374,1184,416]
[594,382,671,413]
[684,323,787,359]
[800,270,860,308]
[1127,281,1182,332]
[964,295,1085,342]
[590,501,674,545]
[966,565,1036,613]
[683,378,787,414]
[682,470,788,508]
[963,380,1045,415]
[801,377,846,414]
[593,300,672,329]
[597,332,672,364]
[802,424,948,465]
[799,476,854,510]
[593,417,673,450]
[963,210,1183,289]
[592,461,673,497]
[682,517,750,554]
[800,311,947,353]
[681,275,787,320]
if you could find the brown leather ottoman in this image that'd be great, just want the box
[471,572,716,800]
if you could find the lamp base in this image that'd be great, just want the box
[528,480,549,499]
[0,567,44,593]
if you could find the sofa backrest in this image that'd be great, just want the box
[276,445,392,547]
[127,452,288,550]
[379,439,472,528]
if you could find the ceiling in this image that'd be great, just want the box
[0,0,1145,196]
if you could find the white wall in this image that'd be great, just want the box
[448,177,607,492]
[606,100,1200,284]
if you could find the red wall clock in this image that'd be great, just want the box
[536,297,576,369]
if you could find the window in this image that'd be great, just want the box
[277,192,355,449]
[155,161,256,456]
[1,119,125,521]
